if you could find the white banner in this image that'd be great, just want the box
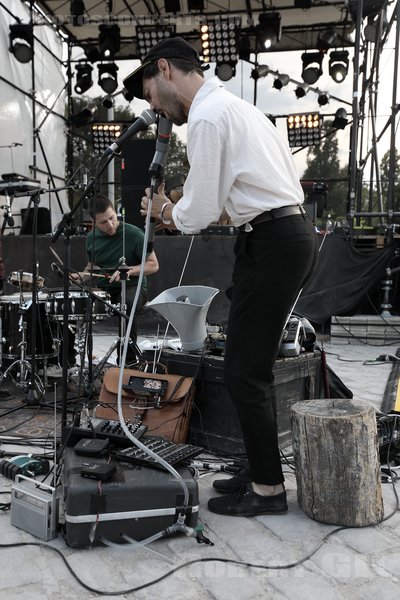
[0,2,68,233]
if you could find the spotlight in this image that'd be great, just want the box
[301,52,323,84]
[188,0,204,10]
[165,0,181,12]
[98,24,120,59]
[329,50,349,83]
[257,12,281,51]
[318,92,330,106]
[102,96,114,109]
[273,74,290,90]
[332,108,348,129]
[91,123,123,154]
[215,63,236,81]
[70,0,85,27]
[317,29,337,51]
[98,63,119,94]
[250,65,270,80]
[70,107,96,128]
[122,88,134,102]
[136,25,176,61]
[201,17,240,82]
[9,23,33,64]
[74,62,93,94]
[295,83,309,98]
[287,112,322,148]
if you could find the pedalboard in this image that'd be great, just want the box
[63,417,148,448]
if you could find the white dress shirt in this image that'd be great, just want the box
[172,78,304,234]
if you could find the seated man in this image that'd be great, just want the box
[75,195,159,366]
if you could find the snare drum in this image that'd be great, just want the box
[46,290,111,322]
[0,293,56,360]
[9,271,45,291]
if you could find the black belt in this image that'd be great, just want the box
[239,204,306,232]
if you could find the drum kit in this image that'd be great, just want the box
[0,270,112,391]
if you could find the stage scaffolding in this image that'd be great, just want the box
[1,0,399,241]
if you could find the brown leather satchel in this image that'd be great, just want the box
[96,367,195,443]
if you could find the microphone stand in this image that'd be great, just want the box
[22,185,73,405]
[51,153,116,435]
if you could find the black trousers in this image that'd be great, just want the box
[224,213,319,485]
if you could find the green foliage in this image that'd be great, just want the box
[301,120,349,220]
[67,96,189,221]
[380,148,400,211]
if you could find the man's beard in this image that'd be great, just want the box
[157,80,187,126]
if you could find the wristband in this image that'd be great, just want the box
[159,202,172,225]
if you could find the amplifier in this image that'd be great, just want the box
[11,475,58,541]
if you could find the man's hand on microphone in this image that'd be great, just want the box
[140,183,171,221]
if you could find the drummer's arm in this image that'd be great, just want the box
[127,251,159,278]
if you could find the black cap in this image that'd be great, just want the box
[123,37,205,100]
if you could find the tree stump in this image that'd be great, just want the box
[291,398,383,526]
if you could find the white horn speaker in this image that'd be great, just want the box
[147,285,219,351]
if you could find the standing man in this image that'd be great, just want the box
[125,38,318,516]
[79,196,159,365]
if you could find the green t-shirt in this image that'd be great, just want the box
[86,222,147,292]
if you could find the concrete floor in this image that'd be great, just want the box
[0,335,399,600]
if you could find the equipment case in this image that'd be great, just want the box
[62,447,199,548]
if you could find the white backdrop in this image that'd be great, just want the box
[0,2,69,233]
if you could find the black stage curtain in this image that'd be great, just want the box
[296,233,399,324]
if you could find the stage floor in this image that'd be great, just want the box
[0,337,399,600]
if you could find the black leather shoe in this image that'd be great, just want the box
[208,484,288,517]
[212,467,251,494]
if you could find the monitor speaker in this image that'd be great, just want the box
[20,207,51,235]
[121,139,155,228]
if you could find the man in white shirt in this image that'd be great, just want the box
[124,37,318,517]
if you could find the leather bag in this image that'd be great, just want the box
[97,367,195,443]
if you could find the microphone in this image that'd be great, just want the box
[105,109,157,156]
[147,116,173,251]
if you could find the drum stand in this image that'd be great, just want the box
[92,265,140,381]
[0,297,45,396]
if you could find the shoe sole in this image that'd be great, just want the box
[208,505,288,517]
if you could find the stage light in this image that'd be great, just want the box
[83,44,100,64]
[74,62,93,94]
[98,24,120,59]
[102,96,114,109]
[301,52,323,84]
[136,25,176,61]
[287,112,322,148]
[91,123,123,154]
[318,92,330,106]
[122,88,134,102]
[332,108,348,129]
[70,0,85,26]
[250,65,270,80]
[188,0,204,10]
[200,17,240,82]
[70,107,96,128]
[98,63,119,94]
[317,29,337,51]
[9,23,33,64]
[294,83,309,98]
[165,0,181,12]
[329,50,349,83]
[257,12,281,51]
[273,74,290,90]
